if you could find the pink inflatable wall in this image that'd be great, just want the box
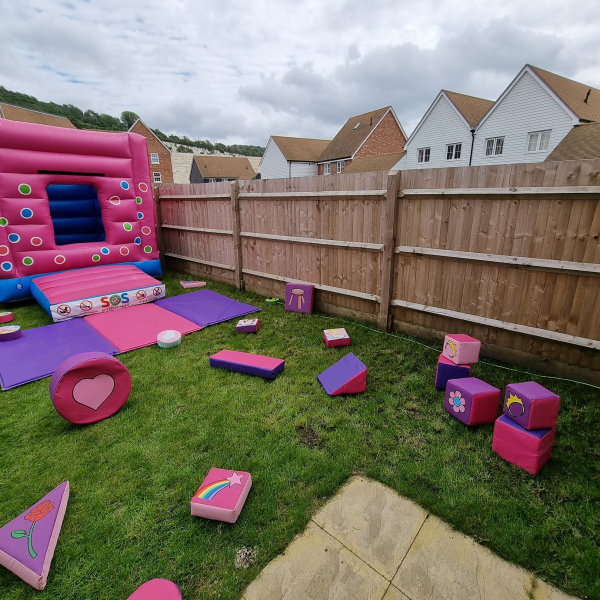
[0,119,161,302]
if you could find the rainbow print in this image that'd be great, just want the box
[194,479,231,501]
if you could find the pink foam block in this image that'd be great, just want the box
[444,377,501,426]
[492,415,555,475]
[127,579,182,600]
[191,468,252,523]
[236,318,260,333]
[180,281,206,289]
[323,328,350,348]
[442,334,481,365]
[0,481,69,590]
[503,381,560,430]
[285,283,314,313]
[50,352,131,425]
[209,349,284,379]
[435,354,470,390]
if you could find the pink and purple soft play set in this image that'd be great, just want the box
[0,119,161,312]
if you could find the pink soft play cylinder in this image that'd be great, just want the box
[0,311,13,323]
[0,324,21,341]
[127,579,182,600]
[50,352,131,425]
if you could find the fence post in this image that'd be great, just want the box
[231,180,244,290]
[153,184,165,263]
[377,170,401,330]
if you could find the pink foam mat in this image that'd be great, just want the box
[84,304,201,352]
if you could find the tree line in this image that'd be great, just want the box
[0,87,264,157]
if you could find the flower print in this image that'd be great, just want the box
[12,500,54,558]
[449,391,466,413]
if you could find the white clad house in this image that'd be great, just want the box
[260,136,331,179]
[397,91,494,170]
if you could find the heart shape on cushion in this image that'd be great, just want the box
[127,579,182,600]
[162,330,176,340]
[72,374,115,411]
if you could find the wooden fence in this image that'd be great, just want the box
[156,159,600,384]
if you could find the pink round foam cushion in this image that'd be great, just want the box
[0,325,22,341]
[49,352,131,425]
[127,579,182,600]
[0,311,13,323]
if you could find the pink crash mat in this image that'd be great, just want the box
[50,352,131,425]
[127,579,182,600]
[0,482,69,590]
[84,303,201,352]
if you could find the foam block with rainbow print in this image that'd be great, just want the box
[209,349,284,379]
[323,328,350,348]
[492,415,555,475]
[191,468,252,523]
[317,353,366,395]
[442,334,481,365]
[435,354,470,390]
[503,381,560,431]
[0,481,69,590]
[127,579,182,600]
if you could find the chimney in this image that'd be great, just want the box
[369,117,373,126]
[585,89,591,104]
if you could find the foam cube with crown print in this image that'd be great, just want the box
[444,377,500,426]
[191,468,252,523]
[442,334,481,365]
[503,381,560,431]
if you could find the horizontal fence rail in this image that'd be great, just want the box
[157,160,600,383]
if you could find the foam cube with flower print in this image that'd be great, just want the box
[444,377,501,426]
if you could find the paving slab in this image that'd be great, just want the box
[313,476,428,580]
[243,521,389,600]
[393,515,536,600]
[532,579,581,600]
[382,585,411,600]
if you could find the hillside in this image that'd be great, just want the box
[0,86,264,157]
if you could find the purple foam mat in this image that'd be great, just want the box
[156,289,260,327]
[0,319,119,390]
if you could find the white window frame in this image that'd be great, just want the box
[150,152,160,164]
[417,148,430,164]
[323,163,331,175]
[153,172,162,183]
[527,130,551,152]
[446,143,462,161]
[485,137,504,156]
[337,161,345,173]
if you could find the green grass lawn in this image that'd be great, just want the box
[0,268,598,600]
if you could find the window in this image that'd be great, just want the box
[417,148,430,163]
[527,130,551,152]
[485,137,504,156]
[337,161,345,173]
[150,153,159,164]
[153,172,162,183]
[446,143,462,160]
[324,163,331,175]
[353,121,361,130]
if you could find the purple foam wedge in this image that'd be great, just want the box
[318,353,367,395]
[209,350,284,379]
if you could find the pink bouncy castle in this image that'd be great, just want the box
[0,119,161,305]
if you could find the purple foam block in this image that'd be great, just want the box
[318,353,367,395]
[236,318,259,333]
[435,354,470,390]
[503,381,560,430]
[444,377,501,425]
[284,283,314,313]
[209,350,284,379]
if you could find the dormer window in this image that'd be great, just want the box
[353,122,361,130]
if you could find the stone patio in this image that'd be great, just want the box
[241,477,578,600]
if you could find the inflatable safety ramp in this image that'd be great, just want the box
[31,264,165,321]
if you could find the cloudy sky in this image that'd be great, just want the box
[1,1,599,146]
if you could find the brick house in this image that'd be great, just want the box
[190,156,257,183]
[128,119,173,185]
[0,102,75,128]
[317,106,407,175]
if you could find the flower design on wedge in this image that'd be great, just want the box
[11,500,54,558]
[449,391,465,413]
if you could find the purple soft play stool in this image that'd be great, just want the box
[285,283,314,313]
[318,353,366,395]
[442,334,481,365]
[503,381,560,430]
[444,377,500,425]
[492,415,555,475]
[209,350,284,379]
[0,482,69,590]
[435,354,470,390]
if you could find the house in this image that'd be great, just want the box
[342,152,406,174]
[317,106,407,175]
[545,122,600,162]
[0,102,76,128]
[401,64,600,169]
[260,136,330,179]
[190,156,257,183]
[397,91,494,170]
[128,118,174,185]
